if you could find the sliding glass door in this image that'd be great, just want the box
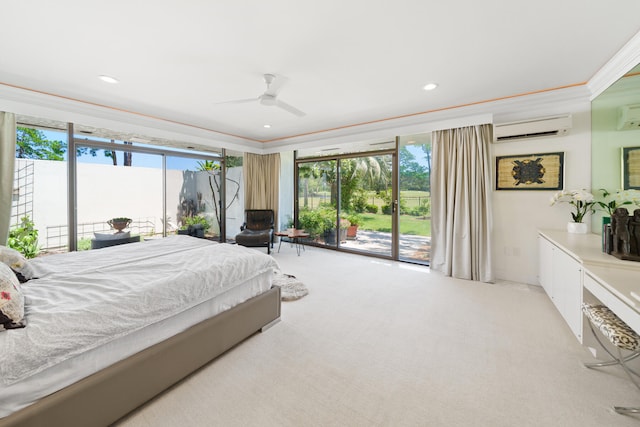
[295,138,430,265]
[340,154,393,257]
[296,160,337,248]
[295,150,395,258]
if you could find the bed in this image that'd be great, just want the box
[0,236,281,427]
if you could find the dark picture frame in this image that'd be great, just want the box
[495,152,564,191]
[622,146,640,190]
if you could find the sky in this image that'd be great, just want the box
[41,130,212,171]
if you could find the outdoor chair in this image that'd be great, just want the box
[235,209,275,254]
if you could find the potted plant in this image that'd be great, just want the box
[550,189,595,233]
[107,217,131,233]
[179,215,211,238]
[345,213,363,239]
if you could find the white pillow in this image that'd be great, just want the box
[0,262,26,331]
[94,231,131,241]
[0,246,35,281]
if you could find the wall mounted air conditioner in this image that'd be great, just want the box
[493,114,572,142]
[617,104,640,130]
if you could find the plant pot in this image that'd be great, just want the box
[567,222,588,234]
[323,229,336,245]
[346,225,358,239]
[108,218,131,233]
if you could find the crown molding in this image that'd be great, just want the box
[588,30,640,100]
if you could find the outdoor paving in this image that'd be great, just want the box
[332,230,431,263]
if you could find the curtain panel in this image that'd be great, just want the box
[0,112,16,245]
[430,124,493,282]
[243,152,281,228]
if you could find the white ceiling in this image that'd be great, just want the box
[1,1,640,151]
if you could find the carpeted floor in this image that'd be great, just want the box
[114,247,640,427]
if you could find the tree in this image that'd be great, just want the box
[16,126,100,161]
[195,158,241,234]
[16,127,66,160]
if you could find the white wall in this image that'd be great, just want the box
[491,102,592,284]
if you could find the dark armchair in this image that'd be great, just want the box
[235,209,275,254]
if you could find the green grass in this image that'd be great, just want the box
[360,213,430,236]
[299,190,431,211]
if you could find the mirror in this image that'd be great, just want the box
[591,64,640,231]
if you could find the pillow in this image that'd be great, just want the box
[0,246,35,282]
[94,231,130,241]
[0,262,26,331]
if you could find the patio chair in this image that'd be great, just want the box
[235,209,275,254]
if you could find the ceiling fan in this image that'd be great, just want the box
[217,74,306,117]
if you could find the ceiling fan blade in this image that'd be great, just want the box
[276,99,306,117]
[213,97,258,105]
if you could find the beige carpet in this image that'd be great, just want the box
[114,247,640,427]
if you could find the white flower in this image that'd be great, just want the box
[550,189,596,223]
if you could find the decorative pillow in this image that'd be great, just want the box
[0,246,35,282]
[0,262,26,331]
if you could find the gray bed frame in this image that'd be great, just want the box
[0,286,281,427]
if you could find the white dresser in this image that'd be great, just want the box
[538,230,640,344]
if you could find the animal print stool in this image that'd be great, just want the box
[582,302,640,415]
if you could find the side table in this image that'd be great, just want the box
[275,229,310,256]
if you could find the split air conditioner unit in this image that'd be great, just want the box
[617,104,640,130]
[493,114,572,142]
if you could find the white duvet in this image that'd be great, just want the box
[0,236,277,386]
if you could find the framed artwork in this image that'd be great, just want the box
[623,146,640,190]
[495,152,564,190]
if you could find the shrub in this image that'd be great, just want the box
[365,204,378,214]
[77,237,92,251]
[181,215,210,232]
[351,191,368,213]
[8,216,40,258]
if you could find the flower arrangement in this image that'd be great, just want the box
[596,189,640,216]
[550,189,596,223]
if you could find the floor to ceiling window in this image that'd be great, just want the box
[9,115,230,256]
[76,143,164,248]
[398,133,431,264]
[12,123,69,253]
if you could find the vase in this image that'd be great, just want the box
[567,222,588,234]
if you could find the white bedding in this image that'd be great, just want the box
[0,236,278,418]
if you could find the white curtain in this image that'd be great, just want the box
[0,112,16,245]
[430,124,493,282]
[243,152,280,227]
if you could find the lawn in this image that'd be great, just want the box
[360,213,431,236]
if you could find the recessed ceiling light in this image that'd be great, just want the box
[99,75,119,84]
[422,83,438,91]
[263,124,271,128]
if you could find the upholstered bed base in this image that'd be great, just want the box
[0,286,281,427]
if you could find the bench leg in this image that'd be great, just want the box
[583,319,640,414]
